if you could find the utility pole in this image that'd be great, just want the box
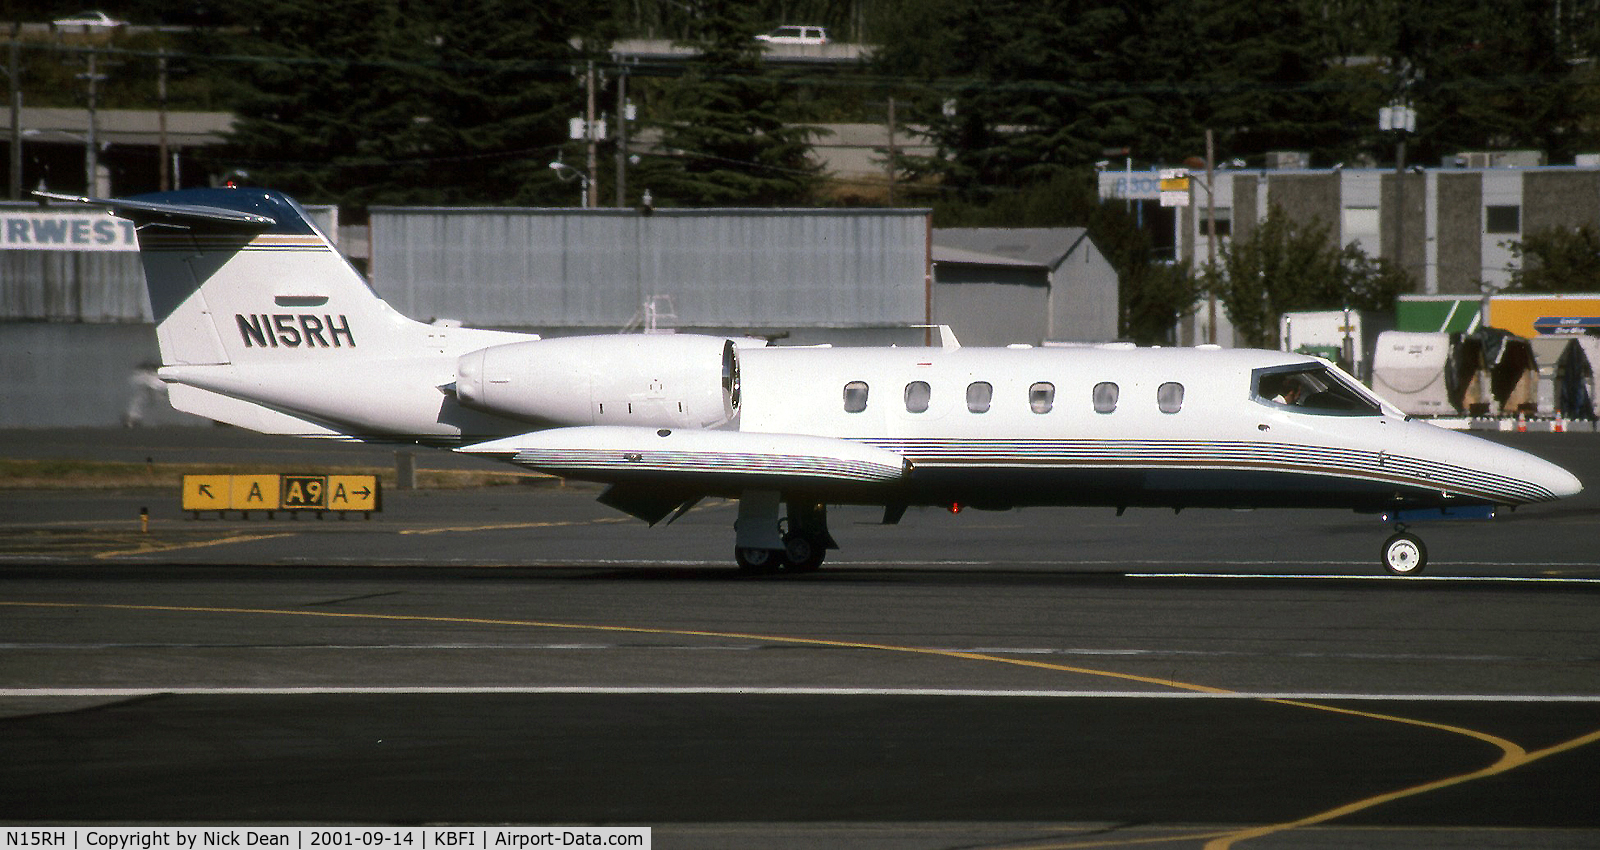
[585,59,597,208]
[614,67,627,207]
[1394,132,1406,278]
[1205,128,1217,346]
[158,49,169,191]
[1380,100,1416,281]
[7,23,21,200]
[886,96,897,206]
[78,49,106,195]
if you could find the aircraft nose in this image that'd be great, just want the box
[1540,458,1584,500]
[1418,426,1583,504]
[1501,442,1583,501]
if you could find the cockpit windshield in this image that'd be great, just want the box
[1252,364,1384,416]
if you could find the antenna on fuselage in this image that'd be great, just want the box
[911,324,961,350]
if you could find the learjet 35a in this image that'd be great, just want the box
[46,187,1583,575]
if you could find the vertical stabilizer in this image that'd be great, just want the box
[54,187,415,367]
[38,187,535,441]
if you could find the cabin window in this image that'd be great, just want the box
[1157,382,1185,414]
[1029,382,1055,414]
[904,381,931,413]
[843,381,869,413]
[966,381,992,413]
[1092,382,1119,413]
[1252,364,1383,416]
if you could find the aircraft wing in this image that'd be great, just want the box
[459,426,909,523]
[461,426,908,486]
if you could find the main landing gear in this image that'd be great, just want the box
[733,491,834,574]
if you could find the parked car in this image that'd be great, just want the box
[755,25,828,45]
[52,10,126,27]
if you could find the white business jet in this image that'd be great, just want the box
[43,187,1582,575]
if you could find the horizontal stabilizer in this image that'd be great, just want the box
[33,190,277,229]
[459,426,910,490]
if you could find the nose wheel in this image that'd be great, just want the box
[1382,530,1427,576]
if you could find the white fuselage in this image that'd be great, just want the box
[734,344,1576,511]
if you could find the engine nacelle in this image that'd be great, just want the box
[455,334,743,428]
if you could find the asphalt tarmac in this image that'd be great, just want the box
[2,427,1599,849]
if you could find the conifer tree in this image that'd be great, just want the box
[634,0,820,206]
[211,0,595,208]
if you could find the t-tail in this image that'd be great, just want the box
[38,187,534,441]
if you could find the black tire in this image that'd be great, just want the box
[1382,532,1427,576]
[782,533,826,572]
[735,546,785,574]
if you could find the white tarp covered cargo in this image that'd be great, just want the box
[1372,331,1456,416]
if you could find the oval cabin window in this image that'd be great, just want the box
[843,381,869,413]
[1092,382,1119,414]
[904,381,931,413]
[1029,382,1055,414]
[1157,382,1185,414]
[966,381,992,413]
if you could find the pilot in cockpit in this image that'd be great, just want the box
[1260,373,1306,406]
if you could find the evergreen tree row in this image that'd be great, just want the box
[16,0,1600,208]
[873,0,1600,194]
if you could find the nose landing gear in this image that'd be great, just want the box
[1381,528,1427,576]
[1376,505,1496,576]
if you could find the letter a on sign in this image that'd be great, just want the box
[328,475,380,511]
[230,475,280,509]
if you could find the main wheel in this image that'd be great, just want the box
[1382,532,1427,576]
[782,533,826,572]
[735,546,786,574]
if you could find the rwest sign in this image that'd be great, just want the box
[1,211,138,251]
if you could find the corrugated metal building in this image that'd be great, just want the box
[2,252,149,322]
[931,227,1119,345]
[368,207,932,341]
[4,204,936,426]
